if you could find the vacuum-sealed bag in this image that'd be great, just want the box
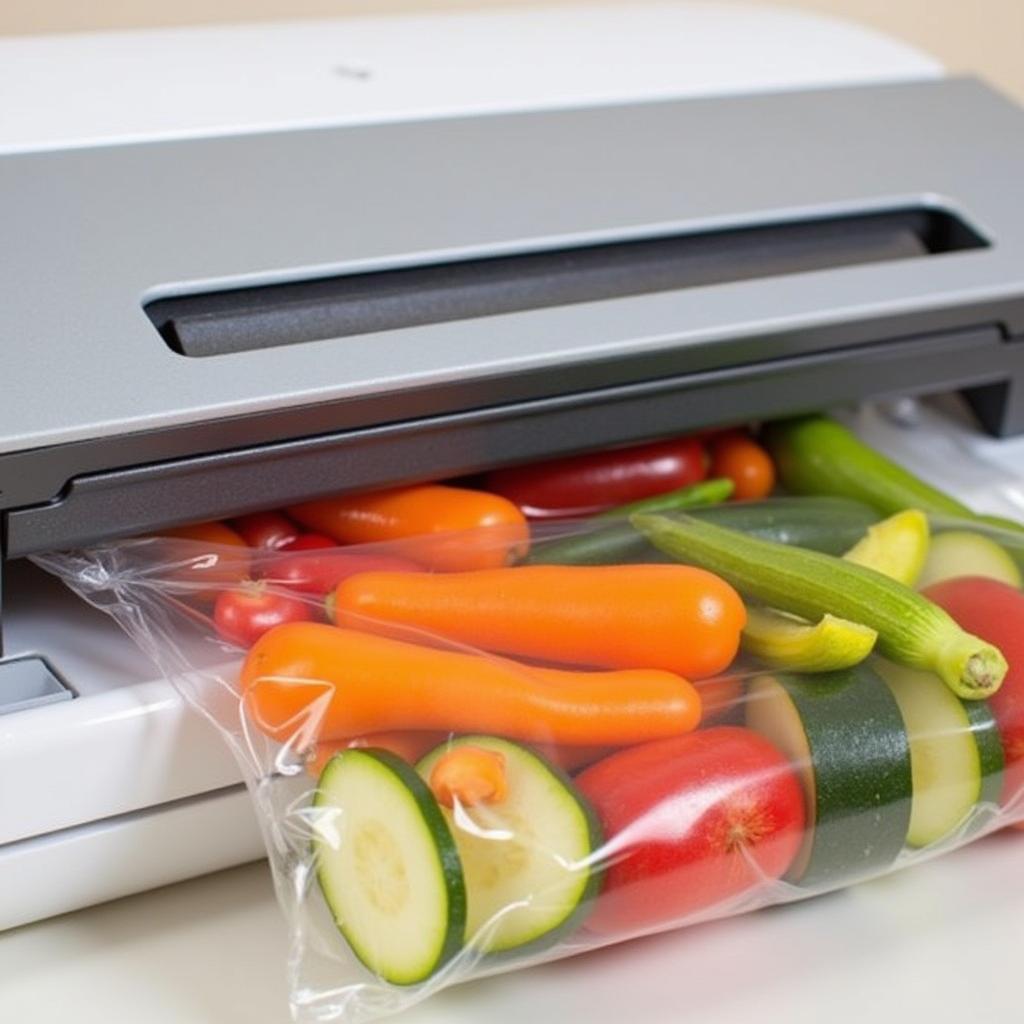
[34,416,1024,1023]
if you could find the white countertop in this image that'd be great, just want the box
[2,830,1022,1024]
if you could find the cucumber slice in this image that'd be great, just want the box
[417,736,602,956]
[875,661,1004,847]
[917,531,1023,590]
[313,749,466,985]
[745,667,912,888]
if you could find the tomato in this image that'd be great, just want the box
[280,533,336,552]
[213,582,311,648]
[230,511,299,550]
[923,577,1024,810]
[288,484,529,571]
[482,436,708,519]
[269,549,421,597]
[708,432,776,501]
[575,727,804,933]
[160,520,252,600]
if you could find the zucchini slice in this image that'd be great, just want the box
[745,667,912,888]
[876,661,1004,847]
[417,736,602,956]
[313,749,466,986]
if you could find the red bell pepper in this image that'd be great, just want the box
[482,436,707,519]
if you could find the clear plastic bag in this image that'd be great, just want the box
[34,503,1024,1024]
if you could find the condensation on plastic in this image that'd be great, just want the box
[32,510,1024,1024]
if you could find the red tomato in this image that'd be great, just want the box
[268,550,421,597]
[482,437,708,519]
[280,533,336,552]
[213,582,311,647]
[708,432,776,501]
[576,727,804,933]
[230,511,299,550]
[923,577,1024,810]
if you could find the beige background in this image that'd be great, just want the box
[3,1,1023,103]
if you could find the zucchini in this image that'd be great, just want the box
[596,477,735,518]
[875,661,1004,847]
[528,495,878,566]
[742,608,877,672]
[313,749,466,986]
[633,512,1008,700]
[745,667,913,887]
[842,509,930,586]
[525,478,732,566]
[417,736,602,956]
[765,415,1024,556]
[693,495,881,553]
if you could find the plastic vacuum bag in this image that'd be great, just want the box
[34,501,1024,1024]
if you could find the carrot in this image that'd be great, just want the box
[428,746,508,807]
[287,484,529,571]
[240,622,701,747]
[305,730,444,777]
[332,564,745,679]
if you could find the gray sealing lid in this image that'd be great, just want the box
[3,76,1024,460]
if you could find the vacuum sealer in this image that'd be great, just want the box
[4,2,1024,930]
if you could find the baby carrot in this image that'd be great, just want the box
[332,564,745,679]
[240,622,701,746]
[287,484,529,571]
[428,746,508,807]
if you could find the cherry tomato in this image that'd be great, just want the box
[230,511,299,550]
[482,436,708,519]
[280,533,336,552]
[708,432,776,500]
[268,549,421,597]
[213,582,311,648]
[576,727,805,933]
[160,520,252,600]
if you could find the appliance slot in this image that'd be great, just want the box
[147,207,987,358]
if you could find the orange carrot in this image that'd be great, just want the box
[240,622,701,747]
[333,564,745,679]
[428,746,508,807]
[305,730,444,777]
[287,485,529,571]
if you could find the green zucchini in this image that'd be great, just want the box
[633,511,1008,700]
[875,661,1004,847]
[765,415,1024,558]
[528,494,878,566]
[525,478,732,566]
[416,736,602,957]
[313,749,466,986]
[745,667,913,888]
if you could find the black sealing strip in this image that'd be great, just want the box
[146,207,987,358]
